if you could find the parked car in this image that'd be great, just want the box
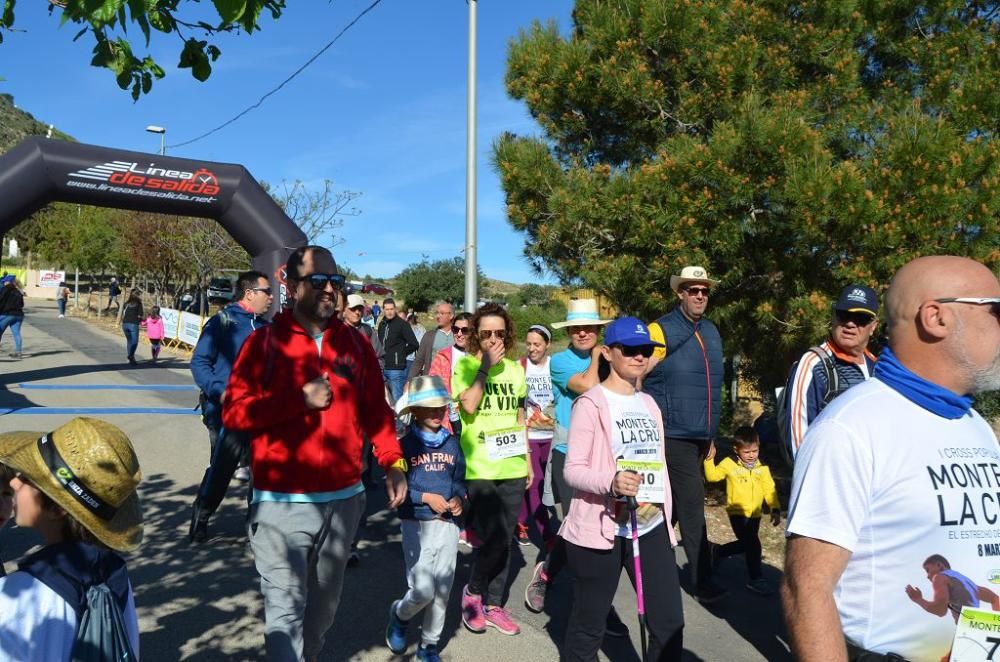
[206,277,234,302]
[362,282,394,296]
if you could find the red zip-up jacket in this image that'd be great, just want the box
[223,310,402,495]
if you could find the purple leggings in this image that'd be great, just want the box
[519,438,553,541]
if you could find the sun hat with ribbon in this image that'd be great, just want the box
[395,375,453,415]
[0,418,143,552]
[550,299,613,330]
[669,266,720,293]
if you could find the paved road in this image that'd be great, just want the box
[0,300,791,661]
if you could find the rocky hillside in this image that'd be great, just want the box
[0,93,74,153]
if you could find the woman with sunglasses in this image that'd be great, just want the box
[516,324,555,547]
[453,303,531,636]
[560,317,683,661]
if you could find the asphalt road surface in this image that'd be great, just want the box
[0,300,791,661]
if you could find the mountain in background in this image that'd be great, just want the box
[0,93,74,153]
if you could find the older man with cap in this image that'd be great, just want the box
[781,284,879,461]
[408,301,455,380]
[643,265,726,603]
[783,256,1000,661]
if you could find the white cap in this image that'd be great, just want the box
[346,294,366,309]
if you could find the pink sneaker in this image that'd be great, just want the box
[484,606,520,635]
[462,585,486,633]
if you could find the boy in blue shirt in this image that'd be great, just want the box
[386,376,466,662]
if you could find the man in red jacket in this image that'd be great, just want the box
[224,245,407,662]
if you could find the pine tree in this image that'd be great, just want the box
[495,0,1000,388]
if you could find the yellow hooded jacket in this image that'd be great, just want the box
[703,456,780,518]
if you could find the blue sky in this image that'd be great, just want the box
[1,0,574,284]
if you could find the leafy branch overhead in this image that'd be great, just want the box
[1,0,285,100]
[494,0,1000,389]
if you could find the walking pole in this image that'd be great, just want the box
[627,495,648,661]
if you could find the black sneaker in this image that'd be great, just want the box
[604,607,630,638]
[347,549,360,567]
[695,582,728,604]
[188,503,209,544]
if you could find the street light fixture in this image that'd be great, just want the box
[145,125,166,156]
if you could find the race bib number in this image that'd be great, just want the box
[952,607,1000,661]
[616,459,666,504]
[485,426,527,460]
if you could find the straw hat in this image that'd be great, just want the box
[0,418,143,552]
[550,299,612,329]
[669,266,720,292]
[394,375,452,415]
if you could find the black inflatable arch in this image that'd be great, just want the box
[0,137,307,310]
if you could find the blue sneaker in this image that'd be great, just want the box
[416,643,441,662]
[385,600,408,654]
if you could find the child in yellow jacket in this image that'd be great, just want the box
[704,425,781,595]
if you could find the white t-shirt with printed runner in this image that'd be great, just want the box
[788,378,1000,662]
[602,386,665,538]
[525,357,554,441]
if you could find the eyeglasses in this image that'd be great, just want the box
[478,329,506,340]
[612,344,655,358]
[250,287,273,296]
[452,326,470,335]
[935,297,1000,317]
[683,287,710,296]
[835,310,875,326]
[298,273,346,291]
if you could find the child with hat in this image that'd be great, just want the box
[0,417,143,661]
[385,375,466,662]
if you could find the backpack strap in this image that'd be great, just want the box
[805,346,840,404]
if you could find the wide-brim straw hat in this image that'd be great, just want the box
[669,266,720,292]
[551,299,613,329]
[0,418,143,552]
[395,375,452,415]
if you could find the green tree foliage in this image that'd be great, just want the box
[494,0,1000,389]
[514,283,555,307]
[1,0,285,99]
[393,257,487,312]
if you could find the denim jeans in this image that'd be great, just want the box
[57,299,66,316]
[383,368,408,404]
[122,323,139,360]
[0,315,23,354]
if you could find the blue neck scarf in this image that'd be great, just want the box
[873,346,973,419]
[413,426,450,449]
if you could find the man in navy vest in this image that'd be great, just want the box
[643,265,726,603]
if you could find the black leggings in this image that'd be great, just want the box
[195,427,249,516]
[563,524,684,662]
[545,450,570,578]
[718,515,762,580]
[467,478,524,606]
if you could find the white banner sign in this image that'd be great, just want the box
[36,270,66,288]
[159,308,180,341]
[178,312,205,346]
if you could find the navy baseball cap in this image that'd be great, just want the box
[834,284,878,316]
[604,317,665,348]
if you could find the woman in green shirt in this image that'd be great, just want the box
[455,303,531,636]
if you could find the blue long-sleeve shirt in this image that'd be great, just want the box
[397,427,466,521]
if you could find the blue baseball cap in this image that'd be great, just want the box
[603,317,665,348]
[834,284,878,316]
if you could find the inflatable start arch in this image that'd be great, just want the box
[0,137,307,309]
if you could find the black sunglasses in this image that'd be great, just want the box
[684,286,710,296]
[451,325,470,335]
[295,273,346,291]
[612,344,655,358]
[250,286,273,296]
[835,310,875,326]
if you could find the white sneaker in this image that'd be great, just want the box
[58,314,65,318]
[233,466,251,482]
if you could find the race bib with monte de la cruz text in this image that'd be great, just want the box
[485,426,527,461]
[616,458,666,504]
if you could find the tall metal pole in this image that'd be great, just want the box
[464,0,478,311]
[160,132,165,156]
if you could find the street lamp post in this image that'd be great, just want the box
[145,125,166,156]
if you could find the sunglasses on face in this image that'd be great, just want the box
[612,344,655,358]
[935,297,1000,317]
[452,326,470,335]
[683,287,710,297]
[250,287,273,296]
[478,329,506,340]
[835,310,875,326]
[297,273,346,290]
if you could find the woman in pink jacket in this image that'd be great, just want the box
[559,317,683,661]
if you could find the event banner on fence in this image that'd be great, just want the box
[36,270,65,287]
[158,308,205,346]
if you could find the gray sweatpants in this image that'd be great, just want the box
[249,494,365,661]
[395,518,460,646]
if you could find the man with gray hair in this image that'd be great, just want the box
[783,256,1000,661]
[408,301,455,379]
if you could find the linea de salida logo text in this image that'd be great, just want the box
[68,161,221,196]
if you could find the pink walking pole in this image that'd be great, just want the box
[627,496,648,661]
